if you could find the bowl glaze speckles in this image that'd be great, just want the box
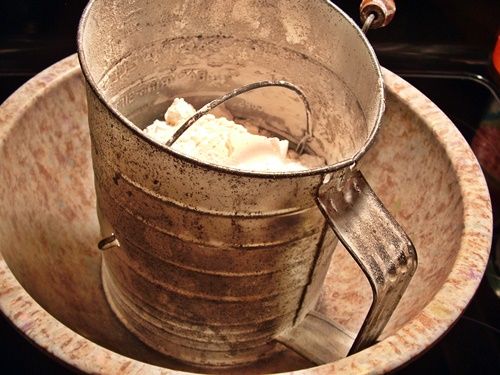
[0,55,492,374]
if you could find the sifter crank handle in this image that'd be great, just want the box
[277,169,417,364]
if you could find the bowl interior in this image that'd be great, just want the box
[0,56,490,374]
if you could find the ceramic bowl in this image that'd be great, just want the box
[0,55,492,374]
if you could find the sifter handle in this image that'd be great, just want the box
[360,0,396,29]
[277,169,417,364]
[317,169,416,354]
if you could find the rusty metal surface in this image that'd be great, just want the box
[88,84,331,366]
[325,171,417,354]
[76,0,407,368]
[278,170,417,364]
[78,0,384,173]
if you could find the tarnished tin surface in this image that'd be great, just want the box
[87,81,338,365]
[317,170,417,355]
[277,170,417,364]
[78,0,384,172]
[77,0,398,367]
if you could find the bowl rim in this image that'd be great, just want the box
[0,55,492,374]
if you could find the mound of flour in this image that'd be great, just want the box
[144,98,323,172]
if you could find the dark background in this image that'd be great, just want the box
[0,1,499,374]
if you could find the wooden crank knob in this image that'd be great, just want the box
[360,0,396,29]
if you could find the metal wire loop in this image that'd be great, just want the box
[165,80,313,154]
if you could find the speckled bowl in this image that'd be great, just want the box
[0,55,492,374]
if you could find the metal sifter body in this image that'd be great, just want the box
[78,0,416,367]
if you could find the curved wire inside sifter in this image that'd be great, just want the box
[165,80,314,155]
